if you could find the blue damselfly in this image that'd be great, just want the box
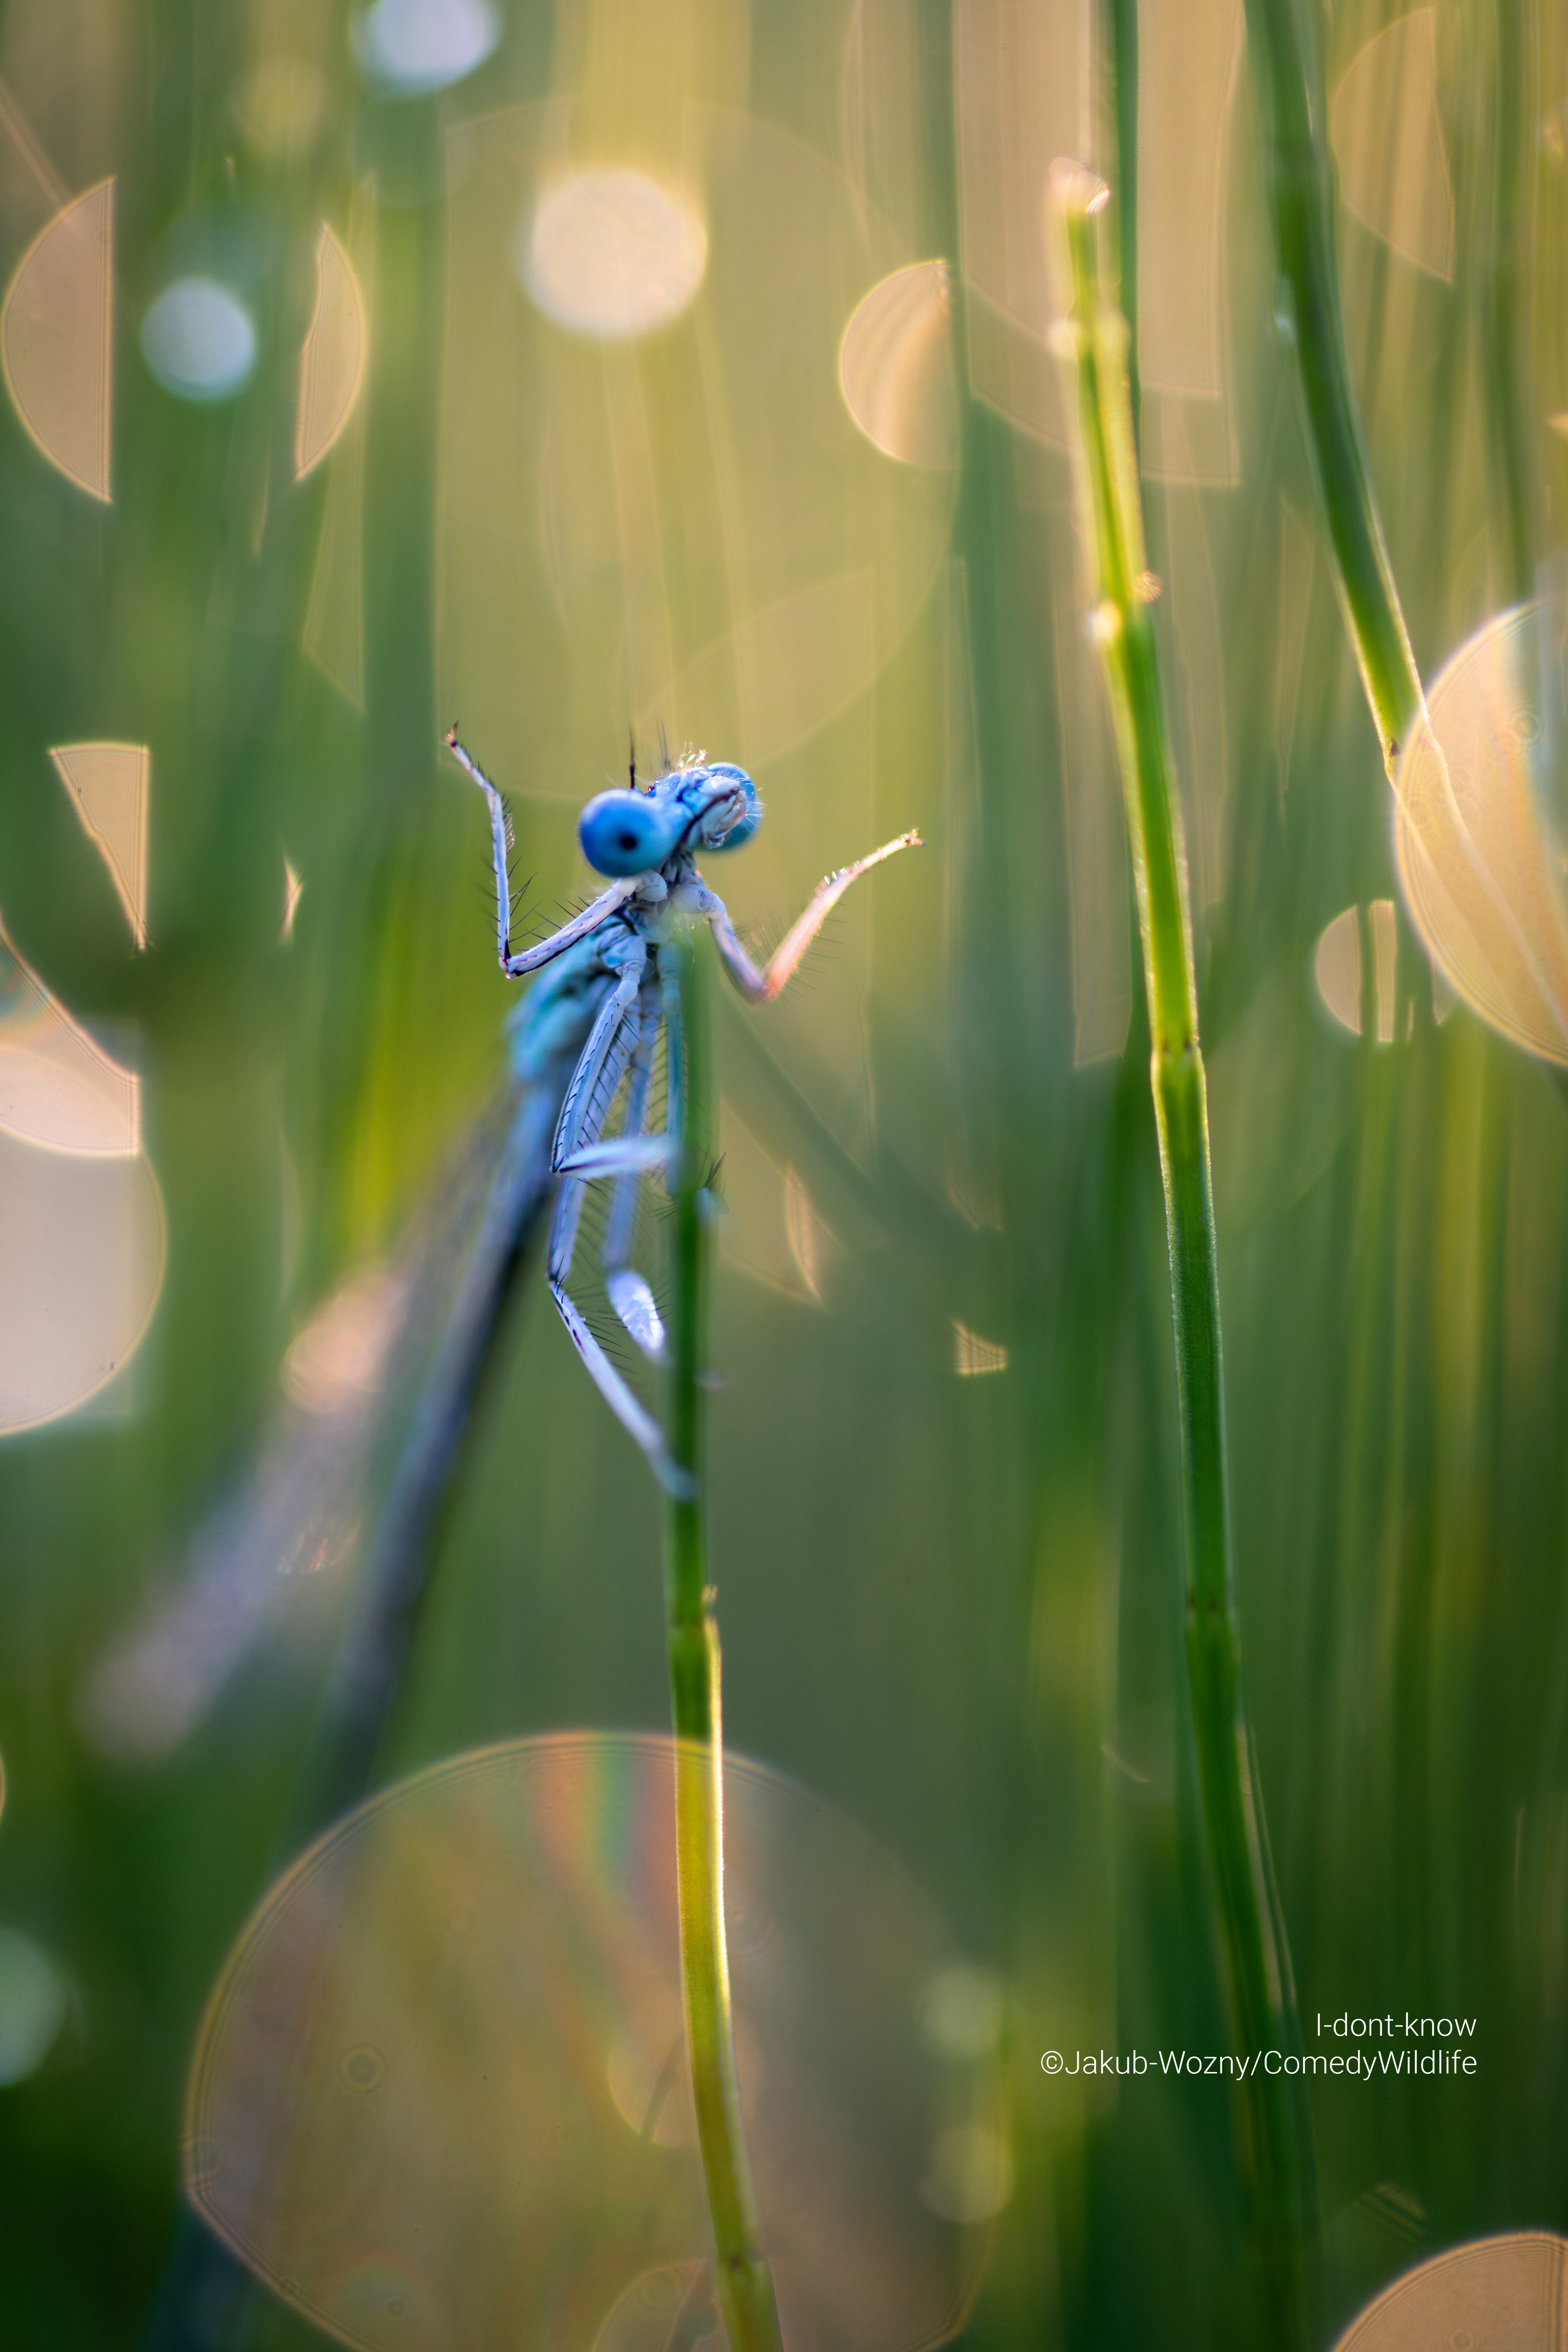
[444,729,920,1495]
[87,741,919,1811]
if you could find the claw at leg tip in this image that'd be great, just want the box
[657,1458,701,1504]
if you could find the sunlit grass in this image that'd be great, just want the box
[1055,162,1314,2346]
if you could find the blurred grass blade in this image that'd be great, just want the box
[1239,0,1424,768]
[1050,161,1317,2347]
[714,988,1009,1337]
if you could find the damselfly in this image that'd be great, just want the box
[85,742,920,1798]
[444,730,922,1495]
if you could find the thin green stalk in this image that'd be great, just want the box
[1240,0,1424,768]
[1053,168,1317,2348]
[663,934,786,2352]
[1102,0,1141,454]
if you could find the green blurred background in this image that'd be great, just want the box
[0,0,1565,2345]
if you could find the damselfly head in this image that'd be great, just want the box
[578,761,761,875]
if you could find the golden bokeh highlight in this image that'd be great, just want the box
[186,1734,998,2352]
[839,261,957,471]
[280,1264,405,1417]
[1331,2231,1568,2351]
[0,887,163,1430]
[952,1323,1009,1378]
[1315,902,1398,1043]
[0,917,138,1155]
[0,176,113,499]
[591,2263,714,2352]
[521,170,709,341]
[295,224,368,479]
[0,1125,164,1432]
[1331,9,1455,282]
[1394,604,1568,1065]
[716,1106,832,1304]
[48,741,149,949]
[303,182,376,706]
[281,859,305,941]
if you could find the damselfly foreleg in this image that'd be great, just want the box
[446,729,640,977]
[699,828,923,1004]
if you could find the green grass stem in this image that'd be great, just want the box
[663,935,786,2352]
[1239,0,1425,768]
[1102,0,1141,454]
[1053,167,1317,2347]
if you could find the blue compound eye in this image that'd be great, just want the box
[578,790,684,876]
[697,764,761,852]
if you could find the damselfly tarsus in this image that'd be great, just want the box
[444,729,922,1495]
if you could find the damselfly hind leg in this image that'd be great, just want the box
[546,975,690,1497]
[603,1009,667,1363]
